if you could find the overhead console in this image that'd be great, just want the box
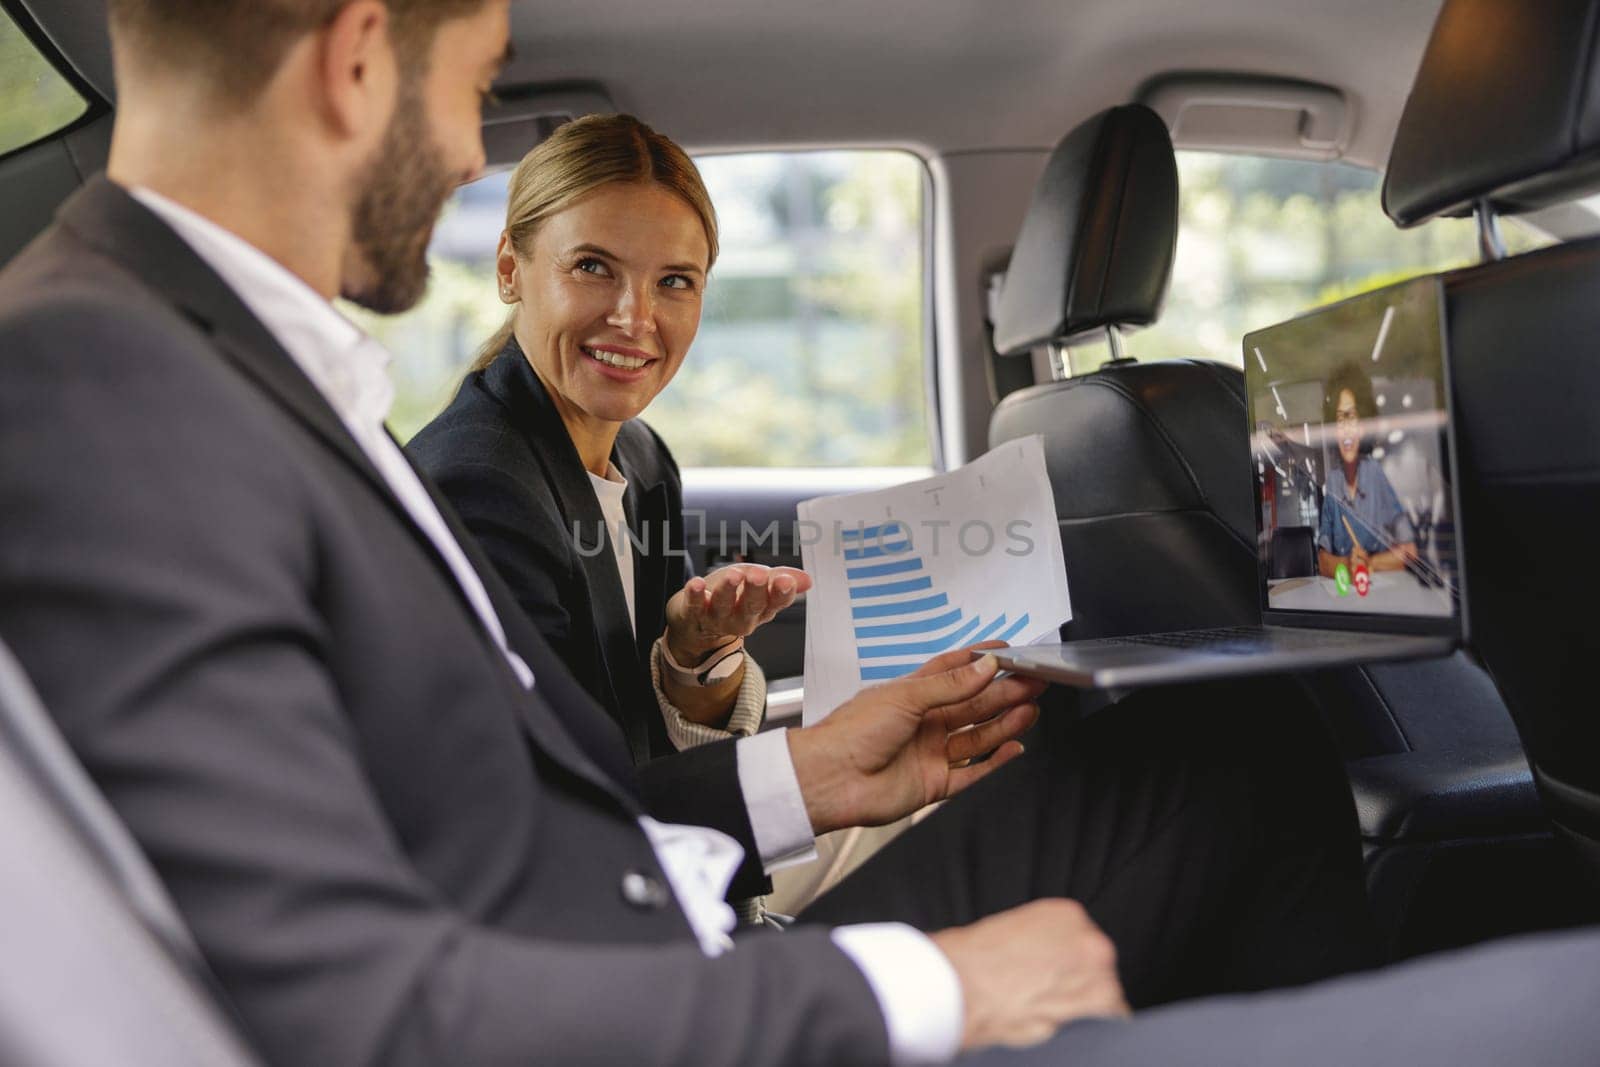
[480,84,617,167]
[1139,74,1352,162]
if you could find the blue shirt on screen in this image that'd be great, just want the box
[1317,456,1415,556]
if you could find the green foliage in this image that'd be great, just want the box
[343,256,508,439]
[1079,153,1554,373]
[0,11,86,158]
[641,151,929,468]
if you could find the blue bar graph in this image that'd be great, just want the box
[844,545,1037,686]
[846,558,923,580]
[841,522,904,542]
[843,540,912,561]
[861,663,922,681]
[857,617,984,659]
[997,614,1031,642]
[855,608,964,639]
[849,577,933,600]
[852,593,948,620]
[970,614,1010,643]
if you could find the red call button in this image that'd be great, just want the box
[1354,564,1371,597]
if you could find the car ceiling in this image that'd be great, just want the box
[26,0,1444,168]
[507,0,1445,166]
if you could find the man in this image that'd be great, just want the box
[0,2,1592,1065]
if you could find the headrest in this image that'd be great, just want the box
[1385,0,1600,227]
[992,105,1178,356]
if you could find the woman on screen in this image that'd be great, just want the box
[1316,361,1418,580]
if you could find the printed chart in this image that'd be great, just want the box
[800,436,1072,724]
[843,522,1034,682]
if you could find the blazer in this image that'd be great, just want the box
[409,346,686,764]
[0,178,885,1067]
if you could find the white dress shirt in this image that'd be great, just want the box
[587,465,637,632]
[588,466,765,751]
[131,186,961,1065]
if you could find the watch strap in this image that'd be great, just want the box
[659,637,745,688]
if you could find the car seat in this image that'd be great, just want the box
[1384,0,1600,899]
[988,102,1569,956]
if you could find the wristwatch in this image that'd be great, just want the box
[658,637,746,688]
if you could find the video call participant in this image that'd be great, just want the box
[1316,360,1419,580]
[5,2,1596,1065]
[410,114,796,767]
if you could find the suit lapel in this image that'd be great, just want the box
[58,181,468,602]
[483,349,657,764]
[59,179,638,805]
[623,473,673,667]
[61,179,389,501]
[396,438,642,802]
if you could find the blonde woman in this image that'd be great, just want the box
[410,115,810,767]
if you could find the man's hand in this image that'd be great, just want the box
[932,899,1130,1050]
[664,564,812,664]
[786,642,1047,835]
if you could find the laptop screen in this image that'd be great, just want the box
[1243,276,1458,623]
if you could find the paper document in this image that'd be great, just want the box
[799,435,1071,724]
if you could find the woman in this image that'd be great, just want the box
[1315,360,1418,581]
[409,115,809,766]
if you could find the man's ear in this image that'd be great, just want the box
[496,232,521,304]
[317,0,396,141]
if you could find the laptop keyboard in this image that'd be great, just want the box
[1094,626,1381,654]
[1108,626,1264,649]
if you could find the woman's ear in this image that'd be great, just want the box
[496,232,520,304]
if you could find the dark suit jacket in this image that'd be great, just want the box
[0,177,884,1067]
[409,346,688,764]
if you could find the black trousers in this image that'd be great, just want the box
[799,677,1378,1008]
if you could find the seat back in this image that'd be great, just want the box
[988,104,1258,639]
[0,637,260,1066]
[991,97,1560,952]
[1385,0,1600,883]
[1269,526,1317,580]
[990,357,1259,639]
[1447,248,1600,880]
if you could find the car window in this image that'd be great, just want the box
[372,149,932,470]
[0,8,88,158]
[1063,152,1551,373]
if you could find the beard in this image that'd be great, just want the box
[342,82,457,314]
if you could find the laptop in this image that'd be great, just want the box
[993,275,1463,688]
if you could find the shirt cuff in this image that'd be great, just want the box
[830,923,964,1066]
[652,640,767,751]
[734,728,818,872]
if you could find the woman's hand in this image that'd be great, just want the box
[663,564,813,664]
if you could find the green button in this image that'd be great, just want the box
[1334,563,1351,596]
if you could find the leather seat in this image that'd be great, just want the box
[988,103,1556,955]
[1384,0,1600,897]
[0,635,260,1064]
[988,105,1259,640]
[989,358,1260,639]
